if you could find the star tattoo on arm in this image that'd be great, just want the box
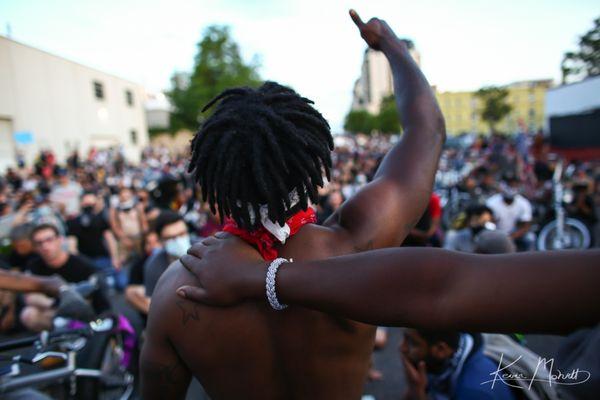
[176,299,200,326]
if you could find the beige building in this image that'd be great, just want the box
[352,41,421,114]
[0,35,149,172]
[435,79,553,136]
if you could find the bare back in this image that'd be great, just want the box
[150,225,375,399]
[142,13,445,399]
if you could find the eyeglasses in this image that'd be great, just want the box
[33,235,58,247]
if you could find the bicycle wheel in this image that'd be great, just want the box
[537,218,591,250]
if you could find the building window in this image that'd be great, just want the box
[126,90,134,106]
[93,81,104,100]
[130,129,138,144]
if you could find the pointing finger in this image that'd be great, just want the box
[349,9,364,28]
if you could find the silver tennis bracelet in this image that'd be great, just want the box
[265,257,291,310]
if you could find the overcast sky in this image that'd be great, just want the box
[1,0,598,131]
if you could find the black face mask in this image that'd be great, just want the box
[502,196,514,205]
[82,206,95,214]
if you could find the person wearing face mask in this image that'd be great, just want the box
[486,177,533,251]
[400,329,517,400]
[444,204,495,253]
[67,192,122,286]
[143,211,191,297]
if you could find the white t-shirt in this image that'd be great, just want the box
[486,193,532,234]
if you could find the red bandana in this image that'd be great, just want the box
[223,208,316,261]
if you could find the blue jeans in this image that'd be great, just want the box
[92,257,128,290]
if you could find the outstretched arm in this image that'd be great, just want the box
[273,248,600,333]
[0,269,64,297]
[326,10,445,250]
[178,236,600,334]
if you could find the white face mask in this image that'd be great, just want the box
[164,235,191,258]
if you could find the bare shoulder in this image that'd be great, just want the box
[147,260,201,335]
[284,223,356,260]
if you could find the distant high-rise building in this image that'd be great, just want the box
[435,79,553,136]
[351,40,421,115]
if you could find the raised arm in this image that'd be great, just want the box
[326,10,445,249]
[178,236,600,334]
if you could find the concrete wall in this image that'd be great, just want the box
[0,35,149,170]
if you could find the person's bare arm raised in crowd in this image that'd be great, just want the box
[143,10,445,399]
[179,235,600,334]
[326,10,445,251]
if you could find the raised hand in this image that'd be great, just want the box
[401,354,428,400]
[349,9,398,51]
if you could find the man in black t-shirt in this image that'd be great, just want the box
[21,224,110,332]
[67,192,122,287]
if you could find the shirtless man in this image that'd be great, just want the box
[141,9,445,399]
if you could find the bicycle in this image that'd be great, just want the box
[0,277,134,399]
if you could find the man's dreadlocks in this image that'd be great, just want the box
[189,81,334,230]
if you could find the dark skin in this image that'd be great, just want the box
[141,9,445,400]
[179,235,600,334]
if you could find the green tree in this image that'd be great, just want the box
[561,17,600,84]
[344,109,377,134]
[375,95,401,134]
[475,86,512,134]
[168,26,261,132]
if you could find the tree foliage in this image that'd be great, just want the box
[344,110,376,134]
[475,86,512,134]
[168,26,261,132]
[561,17,600,83]
[376,95,401,134]
[344,95,401,135]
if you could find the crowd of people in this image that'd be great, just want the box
[0,129,598,398]
[319,132,599,253]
